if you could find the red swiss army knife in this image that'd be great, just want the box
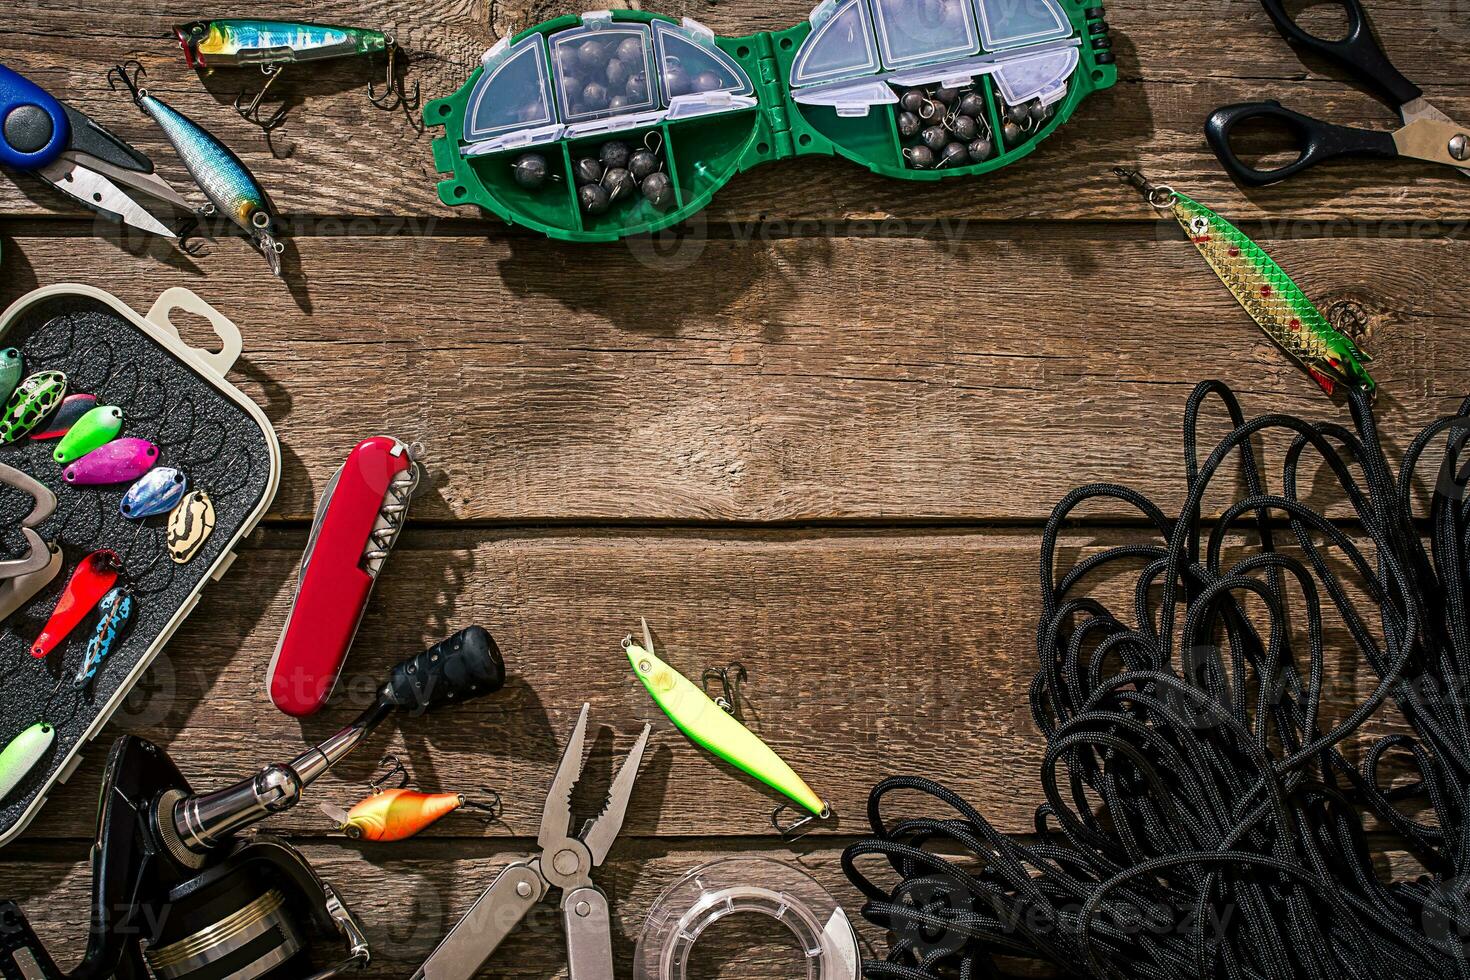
[268,437,420,716]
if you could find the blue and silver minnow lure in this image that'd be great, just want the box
[121,467,188,519]
[107,61,285,278]
[74,587,134,691]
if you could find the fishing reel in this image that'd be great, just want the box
[0,626,505,980]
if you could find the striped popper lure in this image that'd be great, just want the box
[174,19,415,131]
[623,619,830,836]
[1117,169,1375,399]
[175,20,391,67]
[108,62,285,278]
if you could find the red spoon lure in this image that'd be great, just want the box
[31,550,121,658]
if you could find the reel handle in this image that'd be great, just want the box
[383,625,505,713]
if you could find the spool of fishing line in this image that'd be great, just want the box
[634,858,862,980]
[844,382,1470,979]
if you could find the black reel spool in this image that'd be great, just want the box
[0,626,506,980]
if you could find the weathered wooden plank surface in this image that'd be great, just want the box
[1,1,1467,224]
[2,233,1466,523]
[0,843,865,978]
[11,528,1410,842]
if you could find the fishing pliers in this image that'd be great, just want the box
[413,704,650,980]
[0,462,55,580]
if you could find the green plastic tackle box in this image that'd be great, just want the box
[426,0,1117,242]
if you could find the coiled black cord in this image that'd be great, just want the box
[842,382,1470,980]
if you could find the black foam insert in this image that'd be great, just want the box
[0,294,273,836]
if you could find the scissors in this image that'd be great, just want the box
[1204,0,1469,187]
[0,63,192,236]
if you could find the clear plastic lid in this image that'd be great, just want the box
[993,44,1078,105]
[790,0,883,88]
[463,34,557,143]
[790,77,897,117]
[632,858,862,980]
[975,0,1072,51]
[652,19,755,102]
[871,0,980,70]
[549,20,659,122]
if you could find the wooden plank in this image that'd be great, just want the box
[11,528,1417,842]
[1,232,1466,522]
[0,1,1466,223]
[0,842,864,979]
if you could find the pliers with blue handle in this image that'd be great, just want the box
[0,63,191,236]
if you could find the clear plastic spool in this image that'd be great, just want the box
[632,858,861,980]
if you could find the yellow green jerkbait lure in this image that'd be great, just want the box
[624,621,828,825]
[1118,169,1376,399]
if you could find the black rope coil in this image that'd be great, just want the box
[842,381,1470,980]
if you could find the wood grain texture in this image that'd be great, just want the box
[2,232,1467,522]
[9,527,1415,843]
[0,842,866,979]
[2,3,1466,975]
[0,1,1467,224]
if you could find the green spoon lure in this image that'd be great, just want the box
[0,721,55,804]
[53,405,124,464]
[624,619,829,833]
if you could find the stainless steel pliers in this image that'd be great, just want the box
[413,704,650,980]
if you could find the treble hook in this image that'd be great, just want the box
[701,662,749,722]
[459,787,504,824]
[771,801,833,842]
[106,61,148,106]
[369,753,411,791]
[234,64,289,133]
[368,38,420,112]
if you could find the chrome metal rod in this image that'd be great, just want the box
[172,699,394,853]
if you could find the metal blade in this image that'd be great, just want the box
[580,723,649,867]
[299,465,344,583]
[1399,97,1470,178]
[34,160,175,238]
[538,704,590,854]
[62,151,194,212]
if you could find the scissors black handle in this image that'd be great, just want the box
[1206,101,1398,186]
[1260,0,1422,107]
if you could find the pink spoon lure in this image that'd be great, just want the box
[63,438,160,486]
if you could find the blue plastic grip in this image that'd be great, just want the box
[0,63,69,170]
